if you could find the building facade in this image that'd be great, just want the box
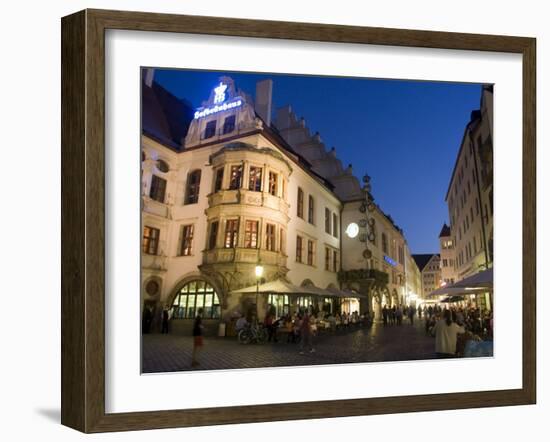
[445,86,493,283]
[439,223,457,285]
[141,73,421,332]
[412,254,442,298]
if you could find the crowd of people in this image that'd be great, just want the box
[423,304,493,358]
[235,307,372,354]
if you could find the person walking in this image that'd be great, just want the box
[382,305,388,326]
[408,305,415,325]
[191,308,204,368]
[161,305,170,334]
[433,309,465,358]
[299,311,315,354]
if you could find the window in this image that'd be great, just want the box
[184,170,201,204]
[470,207,474,223]
[222,115,235,134]
[248,166,262,192]
[171,280,221,319]
[224,219,239,248]
[204,120,217,139]
[268,172,278,196]
[308,195,315,224]
[268,294,290,317]
[266,223,276,251]
[157,159,169,173]
[307,240,314,266]
[325,208,331,234]
[473,235,478,253]
[333,250,338,272]
[333,213,339,238]
[443,259,448,267]
[179,225,194,256]
[244,220,259,248]
[398,245,404,265]
[149,175,166,203]
[475,198,479,215]
[214,168,224,192]
[142,226,160,255]
[296,236,303,263]
[325,247,331,271]
[297,187,304,218]
[208,221,218,250]
[382,233,388,254]
[229,165,243,190]
[280,228,286,254]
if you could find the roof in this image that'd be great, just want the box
[141,79,194,150]
[412,254,440,272]
[439,223,451,238]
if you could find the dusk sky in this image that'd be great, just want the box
[153,68,484,254]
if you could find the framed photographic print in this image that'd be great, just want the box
[61,9,536,433]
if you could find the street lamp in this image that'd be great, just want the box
[255,265,264,319]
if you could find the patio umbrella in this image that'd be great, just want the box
[230,279,312,295]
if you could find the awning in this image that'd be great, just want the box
[452,268,493,289]
[427,286,487,298]
[427,268,493,298]
[326,287,368,299]
[230,279,311,295]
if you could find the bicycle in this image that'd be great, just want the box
[237,321,268,344]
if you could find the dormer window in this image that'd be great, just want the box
[223,115,236,134]
[204,120,217,139]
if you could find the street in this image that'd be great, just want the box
[142,318,437,373]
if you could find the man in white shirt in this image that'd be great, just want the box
[434,310,465,357]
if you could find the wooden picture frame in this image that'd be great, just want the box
[61,8,536,433]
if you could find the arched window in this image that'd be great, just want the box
[184,170,201,205]
[171,280,221,319]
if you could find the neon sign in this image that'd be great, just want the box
[213,82,227,103]
[384,255,397,267]
[194,99,242,119]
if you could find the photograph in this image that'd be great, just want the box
[140,68,494,373]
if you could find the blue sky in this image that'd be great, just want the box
[153,68,483,254]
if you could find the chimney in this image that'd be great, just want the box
[255,79,273,127]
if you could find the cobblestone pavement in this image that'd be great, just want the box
[142,318,439,373]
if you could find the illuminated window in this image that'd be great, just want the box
[224,219,239,248]
[266,223,276,251]
[248,166,262,192]
[267,294,290,318]
[179,224,194,256]
[244,220,259,248]
[268,172,278,196]
[184,170,201,204]
[229,165,243,190]
[171,280,221,319]
[142,226,160,255]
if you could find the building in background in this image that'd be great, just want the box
[412,254,442,298]
[141,71,422,332]
[445,86,493,285]
[439,223,457,285]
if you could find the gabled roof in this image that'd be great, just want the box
[439,223,451,238]
[412,254,439,272]
[141,79,194,150]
